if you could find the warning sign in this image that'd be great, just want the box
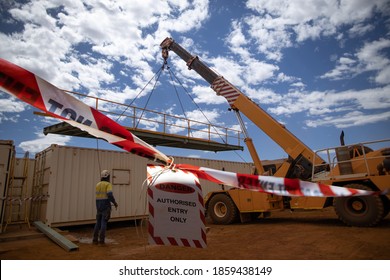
[147,166,206,248]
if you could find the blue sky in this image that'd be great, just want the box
[0,0,389,164]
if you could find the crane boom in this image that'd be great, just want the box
[161,37,325,179]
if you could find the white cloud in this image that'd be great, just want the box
[321,39,390,84]
[357,39,390,69]
[268,86,390,127]
[19,132,71,154]
[235,0,390,61]
[186,108,220,124]
[0,94,27,123]
[0,95,26,113]
[208,55,279,89]
[348,23,375,37]
[0,113,20,123]
[306,111,390,128]
[243,87,282,105]
[244,14,292,61]
[276,72,297,83]
[0,0,216,153]
[290,82,306,89]
[227,20,247,47]
[320,54,358,80]
[210,56,246,87]
[191,85,226,105]
[157,0,209,33]
[375,65,390,84]
[0,0,210,103]
[245,59,279,84]
[351,86,390,110]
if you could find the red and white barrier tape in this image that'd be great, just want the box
[174,164,388,197]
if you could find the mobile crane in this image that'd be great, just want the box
[160,37,390,227]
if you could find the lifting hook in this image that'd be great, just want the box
[161,48,170,70]
[162,48,169,63]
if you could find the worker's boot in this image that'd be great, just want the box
[99,234,105,245]
[92,234,98,245]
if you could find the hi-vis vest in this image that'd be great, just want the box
[96,181,113,200]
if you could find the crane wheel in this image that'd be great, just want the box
[207,193,239,225]
[381,196,390,218]
[333,184,384,227]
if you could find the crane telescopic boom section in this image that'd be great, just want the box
[160,37,325,179]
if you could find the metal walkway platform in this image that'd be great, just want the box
[43,121,244,152]
[40,91,244,152]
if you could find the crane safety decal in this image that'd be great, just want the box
[0,58,171,165]
[147,165,207,248]
[211,77,241,105]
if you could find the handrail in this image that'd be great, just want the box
[311,139,390,181]
[64,90,243,146]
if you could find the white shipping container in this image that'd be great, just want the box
[0,140,35,232]
[32,144,149,227]
[32,144,259,227]
[0,140,14,233]
[4,157,35,225]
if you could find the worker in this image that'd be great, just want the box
[93,169,118,245]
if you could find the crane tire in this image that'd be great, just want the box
[381,196,390,218]
[334,184,384,227]
[207,193,239,225]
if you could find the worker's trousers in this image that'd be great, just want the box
[93,207,111,243]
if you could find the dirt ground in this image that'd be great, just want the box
[1,208,390,260]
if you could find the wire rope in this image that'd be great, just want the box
[134,66,164,129]
[114,64,165,123]
[167,66,248,163]
[166,67,194,138]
